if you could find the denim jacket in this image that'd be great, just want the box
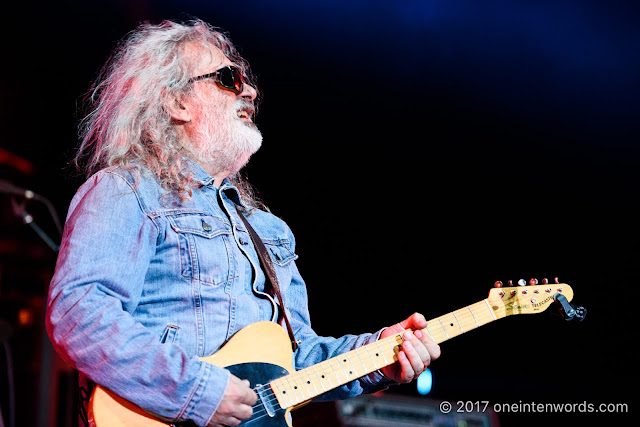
[46,161,388,426]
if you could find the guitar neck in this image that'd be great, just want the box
[270,297,502,409]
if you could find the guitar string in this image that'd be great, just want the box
[246,385,271,420]
[250,352,366,415]
[247,381,330,423]
[244,300,506,421]
[249,321,459,415]
[247,353,384,420]
[249,374,326,420]
[249,384,279,419]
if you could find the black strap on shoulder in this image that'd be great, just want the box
[234,205,299,352]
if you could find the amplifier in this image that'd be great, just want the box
[336,394,498,427]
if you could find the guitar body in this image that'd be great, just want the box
[89,321,297,426]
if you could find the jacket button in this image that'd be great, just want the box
[201,220,212,232]
[239,237,248,245]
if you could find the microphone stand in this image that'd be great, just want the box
[1,181,61,427]
[10,198,60,253]
[1,180,62,253]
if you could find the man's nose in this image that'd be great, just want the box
[238,83,257,102]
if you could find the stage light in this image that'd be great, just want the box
[417,368,432,395]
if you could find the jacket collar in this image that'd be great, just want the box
[184,157,245,208]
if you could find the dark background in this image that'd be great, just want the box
[1,1,638,426]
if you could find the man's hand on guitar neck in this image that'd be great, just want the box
[207,375,258,427]
[380,313,441,384]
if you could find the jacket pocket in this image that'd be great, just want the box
[167,213,234,286]
[263,239,298,294]
[264,238,298,266]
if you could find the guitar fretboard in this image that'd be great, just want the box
[270,298,501,409]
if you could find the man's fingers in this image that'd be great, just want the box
[414,328,440,361]
[409,312,428,329]
[393,312,427,332]
[402,331,427,374]
[380,314,442,384]
[396,350,415,383]
[415,327,441,361]
[242,384,258,405]
[209,375,258,426]
[230,376,258,405]
[235,403,254,421]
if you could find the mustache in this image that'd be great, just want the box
[235,99,256,118]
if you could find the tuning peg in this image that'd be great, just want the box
[508,280,513,286]
[542,278,549,284]
[554,277,560,284]
[529,278,538,286]
[493,281,503,288]
[517,279,526,286]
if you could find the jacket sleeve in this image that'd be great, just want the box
[46,171,227,426]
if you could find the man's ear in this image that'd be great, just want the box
[164,91,192,122]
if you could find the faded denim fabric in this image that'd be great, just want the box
[46,160,389,426]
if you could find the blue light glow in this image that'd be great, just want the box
[417,368,433,395]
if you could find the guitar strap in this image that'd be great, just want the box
[235,204,299,352]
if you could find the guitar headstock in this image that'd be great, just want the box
[487,278,573,317]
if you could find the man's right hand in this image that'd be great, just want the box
[207,374,258,426]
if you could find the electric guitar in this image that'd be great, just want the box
[88,281,575,426]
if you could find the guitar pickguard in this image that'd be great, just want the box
[227,362,290,426]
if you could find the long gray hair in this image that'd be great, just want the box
[76,19,265,209]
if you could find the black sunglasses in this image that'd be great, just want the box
[188,65,244,94]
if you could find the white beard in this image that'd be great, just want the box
[188,98,263,176]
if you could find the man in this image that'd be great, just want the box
[46,19,440,426]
